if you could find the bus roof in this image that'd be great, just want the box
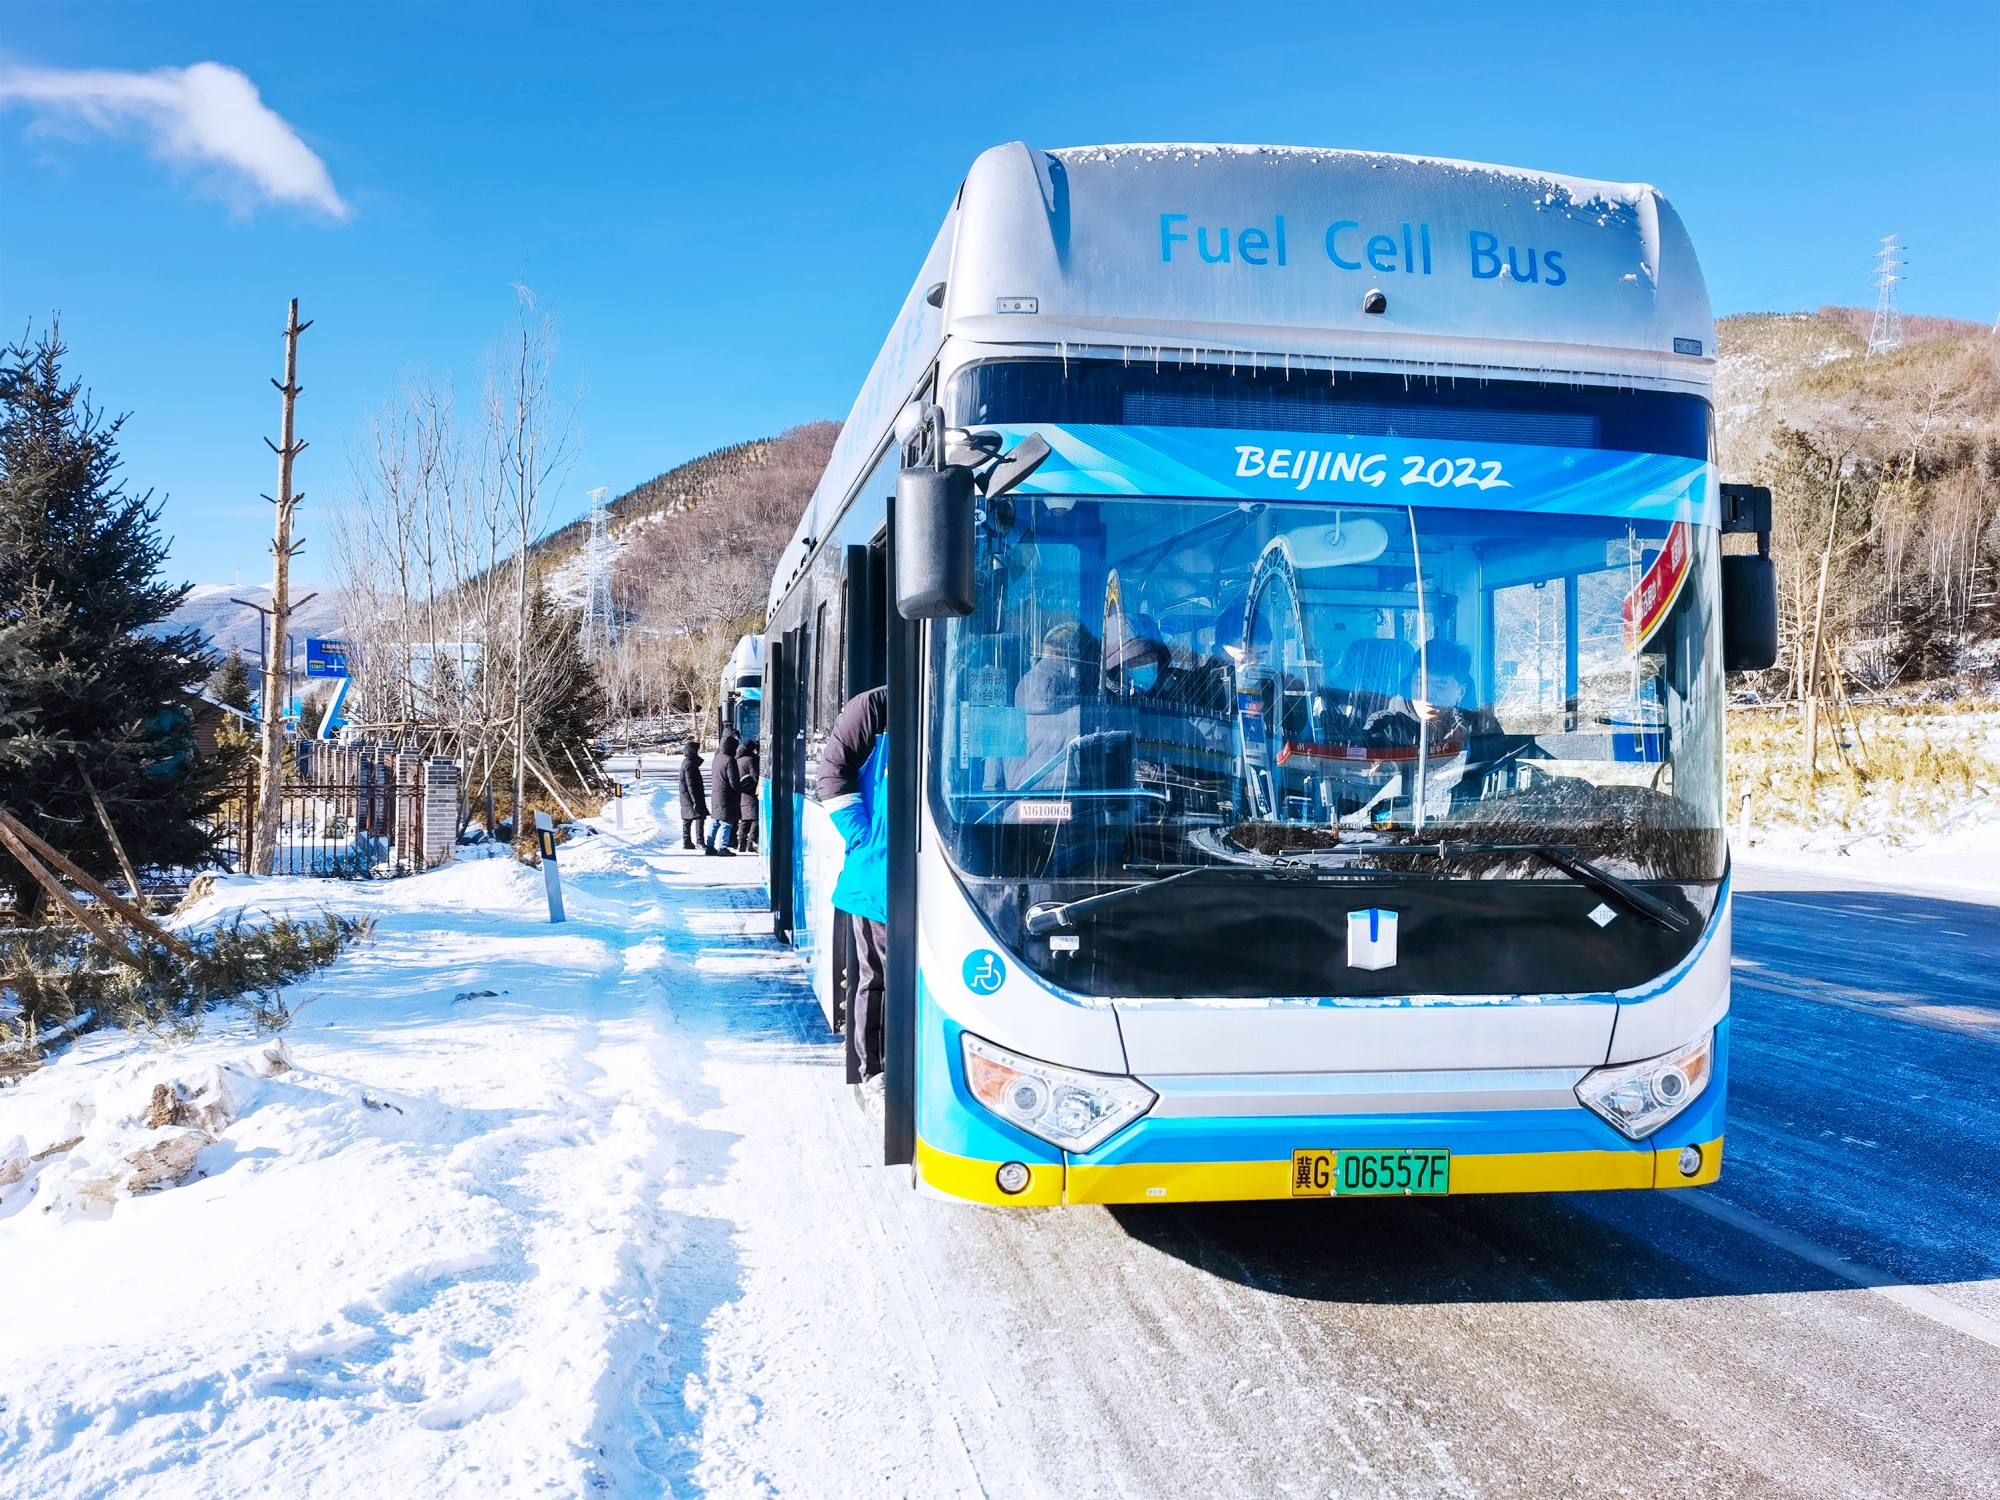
[770,142,1714,614]
[724,632,763,683]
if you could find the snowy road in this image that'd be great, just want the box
[695,861,2000,1499]
[3,791,1997,1498]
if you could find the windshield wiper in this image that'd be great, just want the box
[1025,869,1205,935]
[1342,840,1692,934]
[1023,844,1693,938]
[1022,862,1421,936]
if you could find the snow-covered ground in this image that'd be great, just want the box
[1739,817,2000,901]
[7,781,2000,1497]
[0,785,869,1496]
[1736,710,2000,900]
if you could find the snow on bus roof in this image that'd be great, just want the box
[768,142,1714,616]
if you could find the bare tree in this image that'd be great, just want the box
[483,289,577,827]
[330,290,578,832]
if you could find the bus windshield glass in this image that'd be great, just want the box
[927,478,1726,999]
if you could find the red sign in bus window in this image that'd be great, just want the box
[1622,523,1692,652]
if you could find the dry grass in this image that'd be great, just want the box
[1729,702,2000,844]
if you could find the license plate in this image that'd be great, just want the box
[1291,1148,1450,1197]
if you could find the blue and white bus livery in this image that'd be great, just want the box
[761,143,1778,1207]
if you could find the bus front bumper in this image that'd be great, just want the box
[914,1021,1729,1208]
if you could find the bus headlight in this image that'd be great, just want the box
[1574,1031,1713,1141]
[961,1032,1156,1153]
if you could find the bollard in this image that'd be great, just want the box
[535,810,566,923]
[613,780,625,831]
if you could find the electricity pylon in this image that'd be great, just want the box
[1867,236,1903,357]
[581,486,616,662]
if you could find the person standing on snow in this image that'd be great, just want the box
[733,738,760,853]
[707,727,742,856]
[677,737,708,851]
[816,685,889,1113]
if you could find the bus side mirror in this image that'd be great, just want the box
[1720,483,1778,672]
[895,462,977,618]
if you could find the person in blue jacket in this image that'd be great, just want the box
[816,686,889,1105]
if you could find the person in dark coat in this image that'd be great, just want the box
[706,729,741,855]
[733,738,760,853]
[677,737,708,849]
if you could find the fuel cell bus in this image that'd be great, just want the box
[761,143,1777,1207]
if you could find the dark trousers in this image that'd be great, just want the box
[736,818,756,852]
[850,913,887,1078]
[682,818,703,847]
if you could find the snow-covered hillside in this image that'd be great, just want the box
[161,584,344,660]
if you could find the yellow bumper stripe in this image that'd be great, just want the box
[918,1135,1724,1206]
[914,1137,1065,1206]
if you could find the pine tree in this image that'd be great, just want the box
[0,326,237,915]
[527,584,607,785]
[478,583,607,791]
[211,649,258,753]
[211,650,253,712]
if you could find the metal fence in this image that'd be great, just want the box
[210,744,460,878]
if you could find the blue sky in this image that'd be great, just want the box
[4,1,1997,589]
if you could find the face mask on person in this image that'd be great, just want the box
[1128,662,1160,694]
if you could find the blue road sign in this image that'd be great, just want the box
[306,638,349,678]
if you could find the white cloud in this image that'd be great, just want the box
[0,60,350,220]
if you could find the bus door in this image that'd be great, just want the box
[832,543,890,1080]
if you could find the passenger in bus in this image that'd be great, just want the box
[818,686,890,1113]
[1103,612,1229,715]
[1330,636,1419,741]
[1102,613,1234,805]
[706,727,742,856]
[1009,620,1098,791]
[734,738,760,853]
[677,737,708,850]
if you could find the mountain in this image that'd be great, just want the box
[163,584,345,665]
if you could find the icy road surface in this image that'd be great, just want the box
[1,787,1996,1498]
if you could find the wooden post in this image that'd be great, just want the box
[0,820,144,970]
[253,298,312,875]
[0,807,192,959]
[77,763,146,912]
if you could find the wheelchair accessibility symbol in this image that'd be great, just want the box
[963,949,1006,995]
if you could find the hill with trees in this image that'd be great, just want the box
[1715,307,1999,697]
[532,422,836,734]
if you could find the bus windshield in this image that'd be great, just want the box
[927,491,1726,999]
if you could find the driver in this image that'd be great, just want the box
[1413,640,1500,750]
[1360,639,1501,818]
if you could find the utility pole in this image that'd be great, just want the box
[1866,236,1903,357]
[252,299,312,876]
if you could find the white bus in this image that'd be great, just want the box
[718,632,762,745]
[761,143,1776,1207]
